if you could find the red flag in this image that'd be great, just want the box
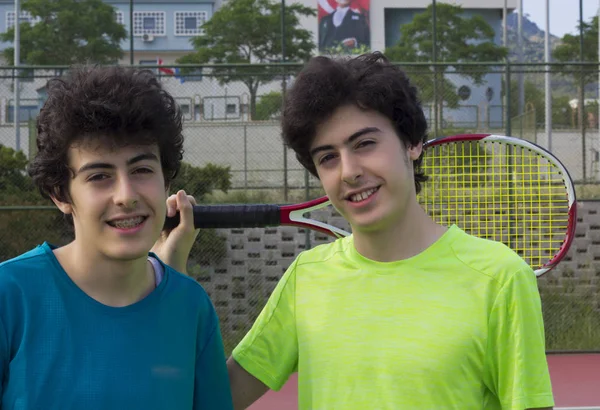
[157,58,175,76]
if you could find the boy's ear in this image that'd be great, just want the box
[407,142,423,161]
[50,196,74,216]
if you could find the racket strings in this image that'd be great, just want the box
[418,140,571,271]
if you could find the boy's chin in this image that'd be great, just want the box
[103,244,153,262]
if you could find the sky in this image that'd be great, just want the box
[522,0,598,37]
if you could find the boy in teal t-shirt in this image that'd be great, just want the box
[226,53,554,410]
[0,66,233,409]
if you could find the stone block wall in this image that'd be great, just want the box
[537,201,600,305]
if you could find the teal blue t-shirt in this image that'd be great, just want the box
[0,243,233,409]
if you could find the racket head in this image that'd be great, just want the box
[280,196,351,238]
[419,133,577,277]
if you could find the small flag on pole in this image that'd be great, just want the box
[157,58,185,83]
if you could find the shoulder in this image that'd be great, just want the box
[155,258,215,312]
[444,226,532,284]
[0,243,53,286]
[0,244,48,272]
[293,236,353,268]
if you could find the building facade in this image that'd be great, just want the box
[0,0,516,131]
[298,0,517,128]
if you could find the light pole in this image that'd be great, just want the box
[580,0,587,181]
[130,0,134,65]
[432,0,438,137]
[14,0,20,152]
[545,0,552,151]
[517,0,524,115]
[281,0,288,202]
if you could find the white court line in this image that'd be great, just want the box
[556,407,600,410]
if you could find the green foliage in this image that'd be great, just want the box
[386,4,507,109]
[387,4,507,71]
[177,0,315,119]
[170,162,232,201]
[323,43,370,57]
[0,150,233,266]
[540,279,600,351]
[554,16,598,64]
[168,162,233,269]
[0,0,126,65]
[553,16,599,103]
[0,146,69,260]
[0,145,32,195]
[507,80,575,128]
[401,69,460,109]
[0,209,69,261]
[253,91,282,121]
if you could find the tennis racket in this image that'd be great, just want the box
[165,134,577,277]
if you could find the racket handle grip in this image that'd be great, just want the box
[163,204,281,230]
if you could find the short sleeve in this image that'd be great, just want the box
[483,267,555,410]
[0,274,12,400]
[232,258,298,391]
[0,315,6,398]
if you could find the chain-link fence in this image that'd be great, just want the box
[1,62,599,354]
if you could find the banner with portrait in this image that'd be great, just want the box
[317,0,370,53]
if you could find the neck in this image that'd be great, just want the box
[54,241,155,307]
[351,201,447,262]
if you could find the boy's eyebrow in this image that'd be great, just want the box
[309,127,380,158]
[76,153,159,174]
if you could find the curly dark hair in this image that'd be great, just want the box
[282,51,429,193]
[28,65,184,203]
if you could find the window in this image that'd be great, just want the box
[114,11,124,25]
[226,104,237,115]
[174,11,208,36]
[7,104,39,123]
[184,17,196,30]
[133,11,165,36]
[6,11,40,29]
[143,17,155,30]
[457,85,471,101]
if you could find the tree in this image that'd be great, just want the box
[254,91,282,120]
[170,162,232,201]
[0,145,30,194]
[553,16,598,129]
[177,0,315,119]
[385,4,507,127]
[507,80,575,130]
[0,0,126,65]
[0,149,234,265]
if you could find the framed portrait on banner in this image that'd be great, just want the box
[317,0,370,53]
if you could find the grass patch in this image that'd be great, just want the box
[540,281,600,351]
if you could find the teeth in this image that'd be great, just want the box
[350,188,377,202]
[109,216,145,229]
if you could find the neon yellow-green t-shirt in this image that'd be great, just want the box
[232,226,554,409]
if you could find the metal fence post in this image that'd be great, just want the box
[244,124,248,190]
[506,62,512,137]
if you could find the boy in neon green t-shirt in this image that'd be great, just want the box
[227,52,554,410]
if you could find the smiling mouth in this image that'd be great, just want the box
[348,187,380,202]
[107,216,147,229]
